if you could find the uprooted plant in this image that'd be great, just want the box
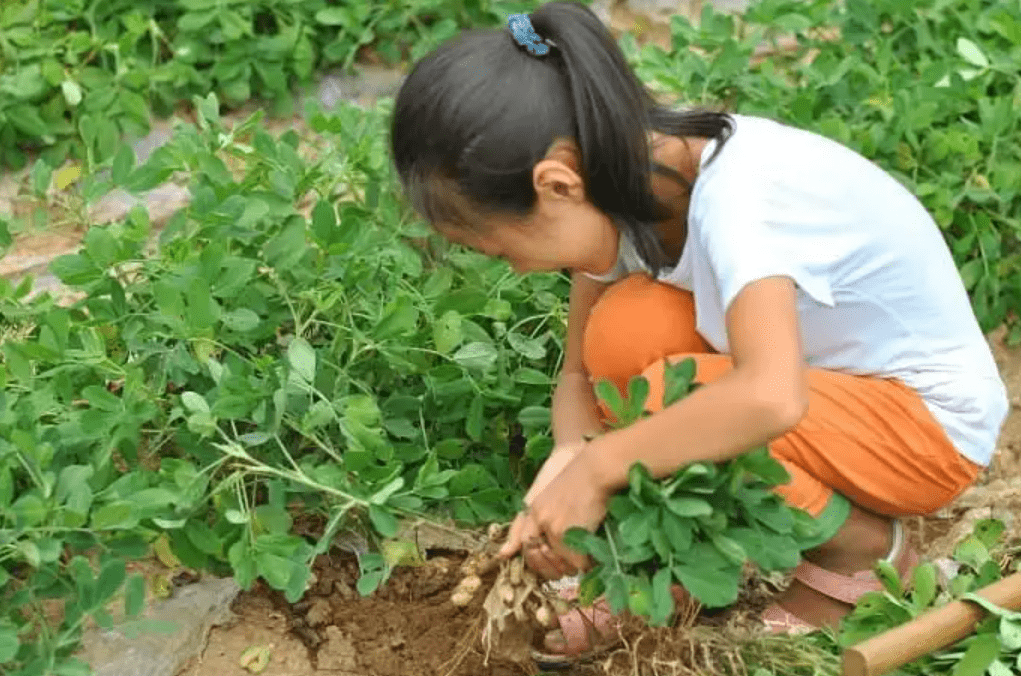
[561,358,823,626]
[478,358,822,664]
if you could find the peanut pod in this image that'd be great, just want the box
[458,574,482,594]
[450,589,474,607]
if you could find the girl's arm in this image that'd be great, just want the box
[550,271,610,448]
[586,275,810,493]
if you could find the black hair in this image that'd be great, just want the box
[389,1,733,271]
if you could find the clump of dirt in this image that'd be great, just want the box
[260,549,527,676]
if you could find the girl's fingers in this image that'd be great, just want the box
[499,512,528,558]
[549,538,588,573]
[525,541,573,579]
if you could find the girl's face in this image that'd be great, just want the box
[436,199,618,275]
[434,141,620,276]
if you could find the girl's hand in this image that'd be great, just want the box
[497,441,586,578]
[499,445,611,578]
[524,440,586,504]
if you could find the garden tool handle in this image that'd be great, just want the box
[842,572,1021,676]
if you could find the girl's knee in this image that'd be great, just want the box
[583,274,711,390]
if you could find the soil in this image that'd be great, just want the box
[178,551,530,676]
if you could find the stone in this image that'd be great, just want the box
[316,626,360,672]
[78,577,240,676]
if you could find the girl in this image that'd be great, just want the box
[388,0,1010,665]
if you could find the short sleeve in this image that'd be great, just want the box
[695,178,834,314]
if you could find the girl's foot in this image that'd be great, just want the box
[531,581,690,668]
[532,596,621,669]
[762,518,919,633]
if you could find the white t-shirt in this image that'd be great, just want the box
[585,114,1009,467]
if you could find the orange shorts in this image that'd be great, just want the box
[582,274,981,524]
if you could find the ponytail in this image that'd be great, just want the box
[390,1,732,271]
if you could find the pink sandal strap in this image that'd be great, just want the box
[554,597,620,657]
[792,561,885,604]
[793,520,919,606]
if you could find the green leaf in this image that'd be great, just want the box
[96,559,127,601]
[956,38,989,69]
[513,367,552,385]
[954,537,991,570]
[972,519,1005,549]
[734,448,791,486]
[950,632,1000,676]
[18,541,41,568]
[507,332,546,360]
[50,253,102,286]
[375,296,418,339]
[605,573,629,614]
[0,626,20,662]
[222,308,260,332]
[619,510,654,548]
[91,502,137,529]
[111,145,135,185]
[369,505,399,538]
[518,406,551,429]
[466,395,484,441]
[125,574,146,617]
[433,310,462,354]
[626,375,650,416]
[181,391,209,414]
[649,567,675,627]
[594,379,626,419]
[452,342,497,371]
[1000,618,1021,651]
[661,511,693,551]
[356,570,385,596]
[311,200,337,246]
[12,487,48,525]
[287,338,316,383]
[31,159,52,195]
[874,560,902,597]
[988,660,1014,676]
[185,521,223,556]
[316,7,349,25]
[673,559,741,608]
[911,562,937,610]
[711,533,747,566]
[665,497,713,518]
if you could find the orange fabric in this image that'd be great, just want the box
[582,273,981,518]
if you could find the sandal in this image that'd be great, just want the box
[531,595,621,669]
[761,519,920,634]
[531,578,691,669]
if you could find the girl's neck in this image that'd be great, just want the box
[649,133,707,262]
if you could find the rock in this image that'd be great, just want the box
[78,577,240,676]
[305,598,332,627]
[315,65,405,110]
[316,626,360,672]
[394,520,484,553]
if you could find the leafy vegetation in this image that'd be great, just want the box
[832,519,1021,676]
[565,360,821,624]
[621,0,1021,337]
[0,0,531,170]
[0,93,569,675]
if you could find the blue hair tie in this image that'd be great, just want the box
[508,14,551,56]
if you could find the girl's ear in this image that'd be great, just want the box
[533,141,586,203]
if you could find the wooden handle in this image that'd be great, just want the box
[843,572,1021,676]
